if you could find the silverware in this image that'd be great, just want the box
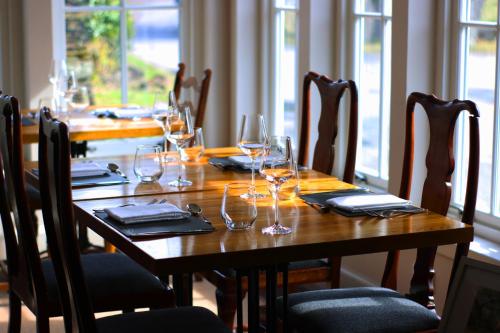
[305,201,329,213]
[186,203,212,224]
[107,163,127,178]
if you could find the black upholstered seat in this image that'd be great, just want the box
[279,287,440,333]
[41,253,173,315]
[97,306,231,333]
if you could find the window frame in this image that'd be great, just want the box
[348,0,392,189]
[53,0,183,104]
[450,0,500,231]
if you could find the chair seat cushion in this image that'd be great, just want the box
[42,253,173,315]
[97,306,231,333]
[278,287,440,333]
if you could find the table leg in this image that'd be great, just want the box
[247,268,260,333]
[236,270,244,333]
[173,273,193,306]
[281,264,289,332]
[265,265,278,333]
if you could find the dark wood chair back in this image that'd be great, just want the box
[39,108,97,332]
[381,92,480,308]
[0,95,48,313]
[173,62,212,128]
[298,72,358,182]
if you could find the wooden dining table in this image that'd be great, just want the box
[21,107,163,143]
[25,147,474,333]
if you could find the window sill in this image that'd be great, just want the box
[437,235,500,265]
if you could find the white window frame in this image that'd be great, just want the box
[269,0,300,143]
[52,0,183,104]
[450,0,500,234]
[348,0,392,189]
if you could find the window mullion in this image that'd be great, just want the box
[119,4,128,104]
[492,2,500,216]
[377,12,385,178]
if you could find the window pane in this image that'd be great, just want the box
[126,0,180,5]
[357,17,382,175]
[468,0,497,22]
[127,9,179,105]
[65,0,119,7]
[66,11,122,105]
[275,11,298,146]
[275,0,298,9]
[461,27,496,213]
[363,0,382,13]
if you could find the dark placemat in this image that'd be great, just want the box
[208,157,253,172]
[94,212,215,239]
[22,117,36,126]
[300,189,424,217]
[300,188,371,206]
[32,169,129,188]
[209,156,308,173]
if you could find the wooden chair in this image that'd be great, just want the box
[37,108,231,333]
[0,95,175,333]
[173,62,212,128]
[279,92,480,333]
[202,72,358,328]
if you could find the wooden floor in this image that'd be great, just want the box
[0,278,219,332]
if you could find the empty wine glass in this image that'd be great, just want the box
[166,105,194,186]
[237,114,269,198]
[152,91,177,162]
[134,145,164,183]
[260,136,295,235]
[180,127,205,162]
[221,183,257,230]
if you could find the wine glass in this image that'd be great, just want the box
[166,105,194,186]
[152,91,177,162]
[180,127,205,162]
[260,136,295,235]
[68,86,90,113]
[237,114,269,198]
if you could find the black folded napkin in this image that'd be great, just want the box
[209,156,307,173]
[94,212,215,239]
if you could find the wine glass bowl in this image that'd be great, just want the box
[237,114,269,198]
[260,136,295,235]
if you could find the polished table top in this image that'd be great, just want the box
[21,108,163,143]
[44,147,474,277]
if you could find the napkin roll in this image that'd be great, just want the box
[104,203,191,224]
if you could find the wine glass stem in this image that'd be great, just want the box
[176,144,182,182]
[273,185,281,226]
[251,158,256,192]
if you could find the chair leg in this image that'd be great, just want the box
[36,315,50,333]
[8,291,21,333]
[216,286,245,329]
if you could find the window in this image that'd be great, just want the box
[454,0,500,223]
[62,0,181,106]
[352,0,392,184]
[271,0,299,146]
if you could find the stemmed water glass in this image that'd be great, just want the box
[237,114,269,198]
[166,105,194,186]
[260,136,295,235]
